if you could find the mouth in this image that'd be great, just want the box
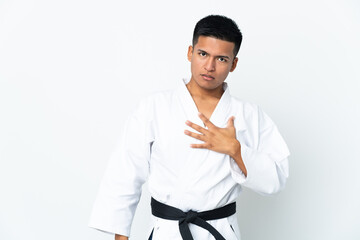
[201,74,215,81]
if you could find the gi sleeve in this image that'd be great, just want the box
[229,105,290,195]
[88,96,154,237]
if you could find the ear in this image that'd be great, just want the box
[187,45,193,62]
[230,57,238,72]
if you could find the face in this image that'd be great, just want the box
[187,35,238,91]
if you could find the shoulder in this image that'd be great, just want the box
[230,96,275,129]
[132,88,175,118]
[230,96,259,117]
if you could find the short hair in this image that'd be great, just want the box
[192,15,243,57]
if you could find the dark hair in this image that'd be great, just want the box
[192,15,243,57]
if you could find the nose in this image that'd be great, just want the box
[204,58,215,72]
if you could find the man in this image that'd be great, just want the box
[89,15,290,240]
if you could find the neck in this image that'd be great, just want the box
[186,77,224,100]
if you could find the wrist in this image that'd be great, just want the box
[229,139,241,157]
[229,140,247,177]
[115,234,128,240]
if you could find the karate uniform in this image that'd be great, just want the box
[88,78,290,239]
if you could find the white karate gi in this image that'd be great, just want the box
[88,78,290,240]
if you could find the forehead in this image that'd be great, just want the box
[194,36,235,57]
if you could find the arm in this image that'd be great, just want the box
[229,106,290,195]
[184,106,289,194]
[88,96,154,237]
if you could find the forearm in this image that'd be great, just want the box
[229,140,247,177]
[115,234,128,240]
[229,141,289,194]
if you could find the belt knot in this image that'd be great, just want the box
[181,210,198,224]
[151,197,236,240]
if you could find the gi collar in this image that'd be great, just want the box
[176,78,246,132]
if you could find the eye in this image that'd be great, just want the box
[199,51,207,57]
[218,57,227,62]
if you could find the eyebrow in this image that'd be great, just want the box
[197,49,231,60]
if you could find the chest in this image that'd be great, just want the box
[193,99,220,126]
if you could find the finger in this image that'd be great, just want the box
[227,116,235,127]
[184,130,205,141]
[190,143,208,148]
[185,120,209,135]
[198,112,216,129]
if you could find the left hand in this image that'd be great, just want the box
[184,112,238,155]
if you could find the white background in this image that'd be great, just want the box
[1,0,359,239]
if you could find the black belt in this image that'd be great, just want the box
[149,197,236,240]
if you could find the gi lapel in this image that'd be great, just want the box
[176,78,231,128]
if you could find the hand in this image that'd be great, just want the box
[184,112,238,156]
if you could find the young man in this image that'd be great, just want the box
[89,15,290,240]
